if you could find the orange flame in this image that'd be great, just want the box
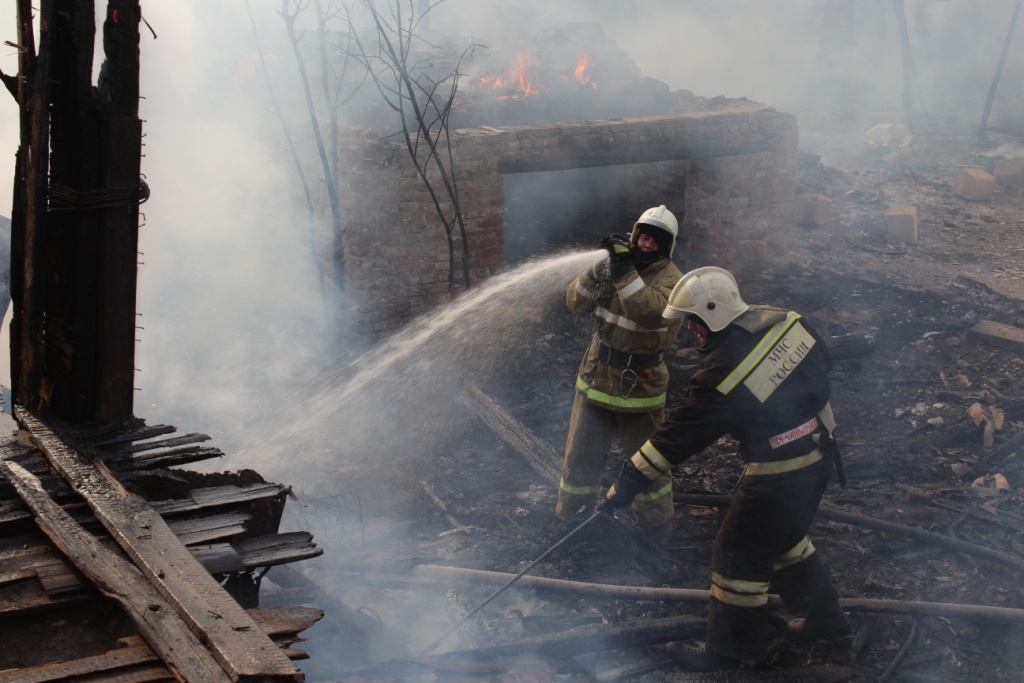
[574,56,591,83]
[468,53,598,100]
[471,54,548,100]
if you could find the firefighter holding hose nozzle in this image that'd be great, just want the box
[556,205,684,540]
[606,266,850,671]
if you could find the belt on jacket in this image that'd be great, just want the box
[598,340,664,369]
[743,448,823,476]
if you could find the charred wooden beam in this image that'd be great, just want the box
[166,512,252,546]
[124,445,225,470]
[152,482,289,516]
[126,433,211,454]
[463,386,561,483]
[234,531,323,568]
[966,319,1024,355]
[89,422,176,446]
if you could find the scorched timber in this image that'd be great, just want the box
[152,482,289,516]
[463,386,561,483]
[166,511,252,545]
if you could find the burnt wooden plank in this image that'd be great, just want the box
[0,536,52,584]
[189,543,245,574]
[0,576,94,614]
[126,433,211,454]
[235,532,323,569]
[1,540,85,596]
[128,445,224,470]
[0,459,233,683]
[165,512,251,545]
[91,423,176,447]
[966,319,1024,354]
[152,482,288,516]
[463,386,561,483]
[34,554,86,596]
[16,408,303,682]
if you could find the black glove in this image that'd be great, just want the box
[599,234,634,279]
[599,233,630,258]
[605,458,652,508]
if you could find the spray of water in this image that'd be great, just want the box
[236,248,602,503]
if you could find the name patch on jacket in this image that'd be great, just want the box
[743,322,816,402]
[769,416,819,449]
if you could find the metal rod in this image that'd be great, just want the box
[417,505,608,656]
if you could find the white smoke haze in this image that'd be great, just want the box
[3,1,1024,676]
[2,1,1022,433]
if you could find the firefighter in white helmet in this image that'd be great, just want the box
[605,266,850,671]
[556,205,683,537]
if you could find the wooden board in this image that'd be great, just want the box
[235,532,323,569]
[463,386,561,483]
[165,512,251,546]
[152,483,286,517]
[966,319,1024,354]
[15,408,303,682]
[0,573,94,614]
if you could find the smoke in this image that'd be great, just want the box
[2,1,1021,430]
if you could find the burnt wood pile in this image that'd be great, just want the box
[0,406,323,681]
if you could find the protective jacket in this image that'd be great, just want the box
[631,306,832,471]
[567,257,683,413]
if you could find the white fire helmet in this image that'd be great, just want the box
[631,205,679,256]
[663,266,750,332]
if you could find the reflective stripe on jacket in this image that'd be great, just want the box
[567,258,683,412]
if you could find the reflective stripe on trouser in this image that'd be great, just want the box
[705,448,835,661]
[556,391,673,527]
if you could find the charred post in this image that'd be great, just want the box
[12,0,144,423]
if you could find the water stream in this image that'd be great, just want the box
[240,248,601,499]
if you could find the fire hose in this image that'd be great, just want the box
[417,504,610,656]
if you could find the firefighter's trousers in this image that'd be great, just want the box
[705,450,841,662]
[556,391,674,528]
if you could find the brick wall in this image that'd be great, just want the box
[339,100,797,344]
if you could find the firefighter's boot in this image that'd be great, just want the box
[787,601,852,641]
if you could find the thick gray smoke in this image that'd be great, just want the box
[2,1,1021,437]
